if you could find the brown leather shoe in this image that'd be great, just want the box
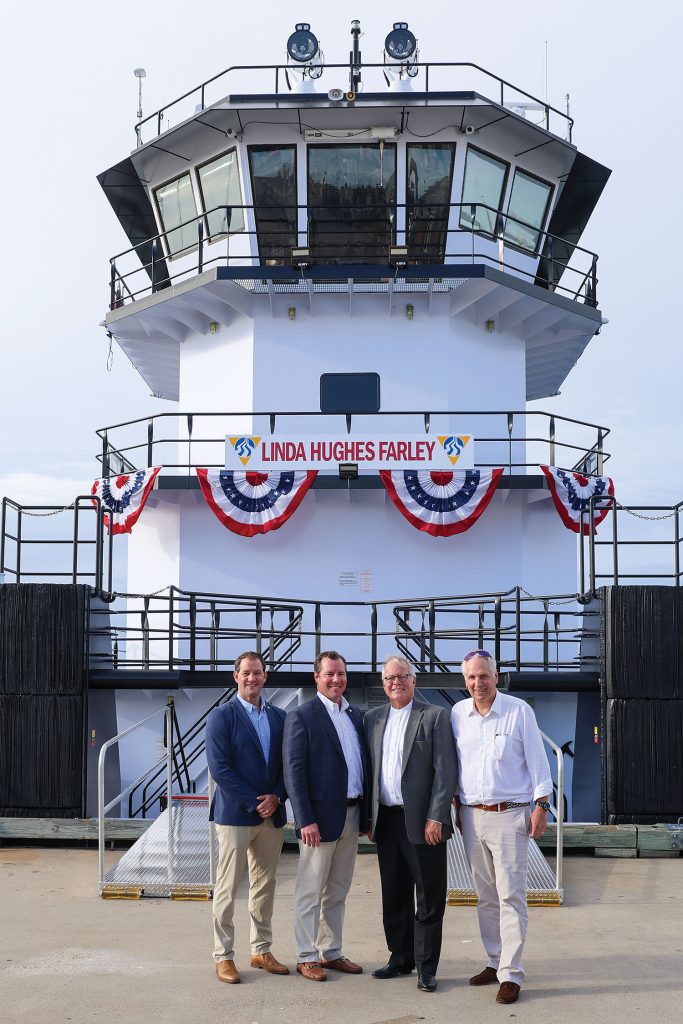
[250,952,289,975]
[496,982,521,1004]
[321,956,363,974]
[216,960,240,984]
[470,966,498,986]
[297,961,327,981]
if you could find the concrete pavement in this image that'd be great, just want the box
[1,846,681,1024]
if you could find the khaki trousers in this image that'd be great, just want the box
[294,805,360,962]
[213,818,284,962]
[461,805,531,985]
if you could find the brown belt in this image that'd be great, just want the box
[465,802,528,812]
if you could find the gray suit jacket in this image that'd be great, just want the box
[364,697,458,845]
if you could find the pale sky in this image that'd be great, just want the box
[1,0,681,511]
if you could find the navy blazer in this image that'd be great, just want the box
[283,694,371,842]
[206,695,287,828]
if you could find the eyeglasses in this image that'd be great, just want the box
[463,649,493,662]
[383,673,412,684]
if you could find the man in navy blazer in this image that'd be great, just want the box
[283,650,371,982]
[206,651,288,985]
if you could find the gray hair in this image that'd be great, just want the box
[382,653,416,679]
[460,652,498,677]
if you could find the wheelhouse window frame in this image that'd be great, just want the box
[306,142,397,264]
[503,166,554,255]
[458,144,510,239]
[195,146,245,243]
[406,142,456,264]
[153,172,200,260]
[247,144,299,265]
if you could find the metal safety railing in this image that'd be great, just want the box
[108,200,598,312]
[133,59,573,145]
[98,701,175,889]
[540,728,565,895]
[95,408,610,479]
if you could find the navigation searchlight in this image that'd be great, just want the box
[286,23,325,92]
[383,22,419,90]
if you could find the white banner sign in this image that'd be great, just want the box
[225,433,474,471]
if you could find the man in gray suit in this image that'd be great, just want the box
[364,655,457,993]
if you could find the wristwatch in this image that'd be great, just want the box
[534,800,551,812]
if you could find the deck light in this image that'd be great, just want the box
[288,306,296,320]
[385,23,417,61]
[339,463,359,481]
[209,321,218,335]
[406,303,414,320]
[287,24,319,63]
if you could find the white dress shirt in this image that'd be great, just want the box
[451,691,552,805]
[379,700,413,806]
[317,691,364,798]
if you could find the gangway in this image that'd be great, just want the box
[100,704,565,903]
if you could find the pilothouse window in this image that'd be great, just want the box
[504,169,553,252]
[248,146,297,264]
[407,144,456,263]
[197,148,244,240]
[459,147,508,236]
[307,144,396,263]
[154,174,198,258]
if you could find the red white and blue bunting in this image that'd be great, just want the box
[380,468,504,536]
[541,465,614,535]
[196,468,317,537]
[91,467,160,535]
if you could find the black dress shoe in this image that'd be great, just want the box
[417,974,437,992]
[372,961,415,979]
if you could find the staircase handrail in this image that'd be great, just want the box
[540,728,564,896]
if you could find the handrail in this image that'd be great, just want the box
[134,60,573,145]
[540,728,564,896]
[97,702,173,889]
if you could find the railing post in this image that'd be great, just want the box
[548,235,554,289]
[16,506,22,585]
[198,221,204,274]
[255,598,263,654]
[676,506,681,587]
[477,603,485,649]
[168,588,174,669]
[165,697,174,878]
[515,588,521,671]
[314,603,321,660]
[210,603,219,670]
[597,428,604,475]
[72,498,80,585]
[151,239,158,293]
[471,205,476,261]
[102,431,110,480]
[110,262,116,310]
[591,255,598,307]
[428,600,435,673]
[542,599,549,671]
[147,419,154,468]
[142,596,150,669]
[370,604,378,673]
[0,498,6,575]
[494,597,502,669]
[507,412,514,475]
[189,593,197,669]
[549,415,556,467]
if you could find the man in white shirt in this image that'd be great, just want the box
[283,651,371,981]
[451,650,552,1005]
[365,656,457,993]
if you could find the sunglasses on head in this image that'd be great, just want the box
[463,649,493,662]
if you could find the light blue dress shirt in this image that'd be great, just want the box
[236,693,271,764]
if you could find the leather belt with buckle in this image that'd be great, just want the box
[466,801,528,812]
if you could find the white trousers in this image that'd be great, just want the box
[213,819,284,962]
[293,805,360,962]
[461,805,530,985]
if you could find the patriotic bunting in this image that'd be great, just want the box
[91,467,160,535]
[196,468,317,537]
[380,468,504,536]
[541,465,614,534]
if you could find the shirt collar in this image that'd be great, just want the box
[466,690,502,718]
[317,690,350,714]
[237,693,265,715]
[389,700,413,715]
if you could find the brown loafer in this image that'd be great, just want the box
[470,966,498,986]
[297,961,327,981]
[216,960,240,984]
[496,982,521,1004]
[321,956,363,974]
[250,952,289,975]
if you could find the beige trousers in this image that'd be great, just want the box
[213,818,284,962]
[294,805,360,962]
[460,805,531,985]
